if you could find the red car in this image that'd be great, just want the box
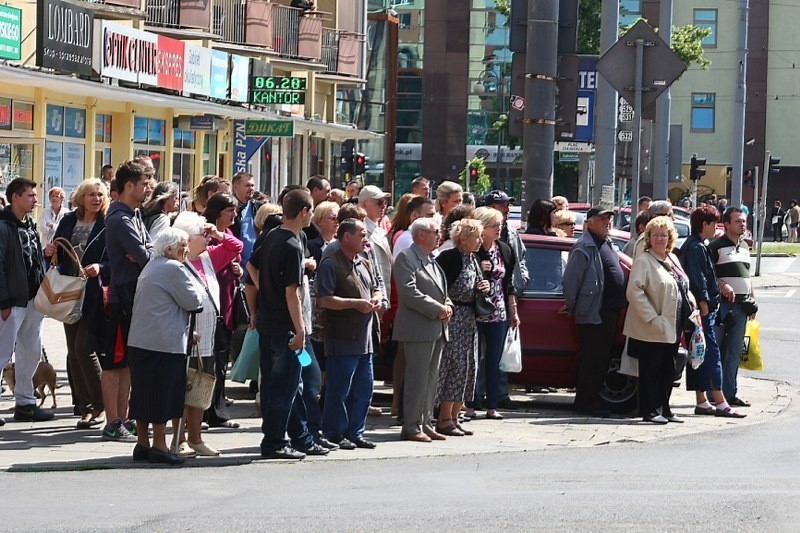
[513,234,637,412]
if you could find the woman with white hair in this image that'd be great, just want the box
[169,210,242,456]
[435,181,464,219]
[141,181,179,240]
[126,228,204,465]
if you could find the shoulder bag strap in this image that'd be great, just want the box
[185,261,221,316]
[53,237,86,277]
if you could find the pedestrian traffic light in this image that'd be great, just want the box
[769,155,781,175]
[743,169,754,188]
[354,152,368,175]
[469,163,479,181]
[690,154,707,181]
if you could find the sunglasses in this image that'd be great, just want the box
[372,198,387,207]
[558,222,576,227]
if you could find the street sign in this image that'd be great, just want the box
[559,151,579,163]
[554,141,593,153]
[618,130,632,142]
[595,20,686,112]
[510,95,525,111]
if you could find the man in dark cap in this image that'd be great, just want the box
[562,207,627,417]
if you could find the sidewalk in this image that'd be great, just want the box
[0,319,791,472]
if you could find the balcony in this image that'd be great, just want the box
[76,0,147,20]
[145,0,211,32]
[322,29,360,77]
[213,0,271,48]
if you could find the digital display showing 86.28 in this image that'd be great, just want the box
[250,76,307,105]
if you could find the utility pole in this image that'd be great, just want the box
[593,0,619,205]
[521,0,558,217]
[652,0,672,200]
[731,0,749,207]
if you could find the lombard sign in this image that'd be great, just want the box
[37,0,92,76]
[0,5,21,61]
[94,21,184,91]
[183,43,211,96]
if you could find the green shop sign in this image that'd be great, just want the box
[0,5,21,61]
[245,120,294,137]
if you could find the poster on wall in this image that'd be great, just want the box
[45,141,63,200]
[183,43,211,96]
[230,55,249,103]
[62,142,84,194]
[210,50,229,100]
[46,105,64,136]
[64,107,86,138]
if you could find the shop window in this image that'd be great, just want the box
[134,117,166,145]
[0,97,11,130]
[95,114,112,143]
[173,129,196,149]
[203,134,217,176]
[691,93,715,132]
[694,9,718,48]
[46,105,64,136]
[134,148,164,181]
[172,152,195,196]
[13,102,33,131]
[64,108,86,139]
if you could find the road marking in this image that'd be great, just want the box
[785,289,796,298]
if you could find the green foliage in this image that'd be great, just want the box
[459,157,493,194]
[495,0,510,18]
[577,0,601,54]
[671,24,712,70]
[491,113,521,150]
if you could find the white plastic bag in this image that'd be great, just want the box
[689,323,706,370]
[618,337,639,377]
[499,326,522,373]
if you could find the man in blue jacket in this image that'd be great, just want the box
[563,207,627,417]
[0,178,51,424]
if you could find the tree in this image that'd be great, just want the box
[459,157,493,194]
[671,24,712,70]
[577,0,601,54]
[495,0,510,18]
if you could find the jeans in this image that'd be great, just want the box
[476,321,509,410]
[716,299,748,400]
[686,311,723,392]
[289,336,322,445]
[0,299,44,405]
[322,353,373,441]
[259,333,311,453]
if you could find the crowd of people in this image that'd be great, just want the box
[0,166,758,464]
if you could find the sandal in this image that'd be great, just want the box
[455,424,474,436]
[729,397,751,407]
[435,420,465,436]
[485,410,504,420]
[715,407,747,418]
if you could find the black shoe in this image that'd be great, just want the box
[296,442,329,456]
[351,437,377,449]
[261,446,306,460]
[314,436,340,450]
[330,436,357,450]
[209,420,240,429]
[148,447,185,465]
[132,443,150,462]
[14,404,54,422]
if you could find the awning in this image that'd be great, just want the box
[291,118,383,141]
[0,64,279,120]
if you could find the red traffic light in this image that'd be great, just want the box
[356,156,365,164]
[469,168,478,176]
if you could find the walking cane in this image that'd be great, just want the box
[172,311,198,455]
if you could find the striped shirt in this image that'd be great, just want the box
[708,235,752,299]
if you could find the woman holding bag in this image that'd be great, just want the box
[201,192,244,428]
[624,217,693,424]
[170,211,242,456]
[465,207,519,420]
[435,219,488,435]
[46,178,109,429]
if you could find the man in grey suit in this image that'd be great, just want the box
[393,217,454,442]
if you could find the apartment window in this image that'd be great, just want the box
[694,9,718,48]
[691,93,715,132]
[398,13,411,29]
[620,0,642,29]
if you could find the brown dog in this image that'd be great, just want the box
[3,360,58,408]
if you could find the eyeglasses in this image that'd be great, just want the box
[372,198,387,207]
[558,222,576,227]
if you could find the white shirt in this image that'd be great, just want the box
[39,206,69,244]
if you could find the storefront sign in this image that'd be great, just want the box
[95,21,184,91]
[0,5,21,61]
[37,0,93,76]
[210,50,228,100]
[189,115,215,130]
[183,43,211,96]
[233,119,248,174]
[0,97,12,130]
[230,55,249,103]
[250,76,306,105]
[245,120,294,137]
[13,101,33,130]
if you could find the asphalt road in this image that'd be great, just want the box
[3,257,800,532]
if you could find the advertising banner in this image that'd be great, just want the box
[210,50,229,100]
[37,0,93,76]
[183,43,210,96]
[230,55,249,103]
[0,5,22,61]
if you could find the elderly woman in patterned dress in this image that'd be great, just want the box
[434,219,489,436]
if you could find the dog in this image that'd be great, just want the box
[3,357,58,409]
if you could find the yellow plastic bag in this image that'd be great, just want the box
[740,319,763,371]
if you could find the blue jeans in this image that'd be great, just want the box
[259,333,312,453]
[686,311,723,392]
[323,353,373,441]
[475,321,509,410]
[716,300,748,400]
[289,336,322,445]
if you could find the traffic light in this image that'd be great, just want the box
[690,154,707,181]
[768,155,781,175]
[341,141,355,177]
[469,162,480,182]
[354,152,368,175]
[743,169,754,188]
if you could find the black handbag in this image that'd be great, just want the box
[233,281,251,328]
[472,257,496,318]
[739,296,758,317]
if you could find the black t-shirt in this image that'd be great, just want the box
[591,230,627,310]
[249,227,304,335]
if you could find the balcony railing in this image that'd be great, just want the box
[272,4,301,57]
[322,28,338,73]
[145,0,211,31]
[83,0,142,8]
[213,0,271,47]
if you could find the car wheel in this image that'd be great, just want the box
[600,357,638,414]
